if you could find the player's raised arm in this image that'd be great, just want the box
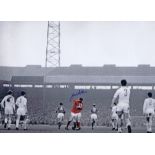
[0,97,5,108]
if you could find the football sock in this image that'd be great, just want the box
[92,120,95,129]
[66,121,71,128]
[8,118,11,128]
[73,122,76,128]
[77,122,80,128]
[4,118,7,124]
[16,119,20,128]
[126,118,131,127]
[24,120,27,129]
[111,120,115,128]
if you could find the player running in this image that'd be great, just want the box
[65,98,83,130]
[56,102,66,130]
[15,91,28,130]
[0,90,15,130]
[90,104,98,130]
[143,92,155,133]
[111,102,118,131]
[111,79,132,133]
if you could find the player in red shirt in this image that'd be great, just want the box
[65,98,83,130]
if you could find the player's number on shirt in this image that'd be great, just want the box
[149,100,152,106]
[124,89,128,96]
[78,103,82,108]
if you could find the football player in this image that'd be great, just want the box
[1,90,15,130]
[111,102,118,131]
[90,104,98,130]
[15,91,28,130]
[112,79,132,133]
[56,102,65,130]
[65,98,83,130]
[143,92,155,133]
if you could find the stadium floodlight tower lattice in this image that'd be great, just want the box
[45,21,61,67]
[43,21,61,119]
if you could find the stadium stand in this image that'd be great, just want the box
[1,65,155,126]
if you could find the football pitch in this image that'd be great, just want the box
[0,125,152,133]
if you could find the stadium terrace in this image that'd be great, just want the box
[0,64,155,127]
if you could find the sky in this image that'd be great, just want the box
[0,21,155,67]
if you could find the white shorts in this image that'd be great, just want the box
[117,103,129,114]
[111,113,118,120]
[90,114,98,121]
[17,108,26,116]
[145,109,155,116]
[57,113,64,120]
[69,112,81,122]
[5,107,13,115]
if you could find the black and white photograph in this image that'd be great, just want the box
[2,1,155,155]
[1,21,155,133]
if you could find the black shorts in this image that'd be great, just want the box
[20,115,26,121]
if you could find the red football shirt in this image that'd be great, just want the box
[71,99,83,113]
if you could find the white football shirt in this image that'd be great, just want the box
[1,95,15,109]
[91,107,97,114]
[16,96,27,109]
[143,98,155,113]
[113,86,130,104]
